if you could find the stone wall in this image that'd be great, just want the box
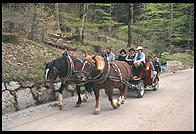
[163,61,192,73]
[2,81,75,114]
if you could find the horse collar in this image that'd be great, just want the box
[68,56,74,68]
[110,62,123,81]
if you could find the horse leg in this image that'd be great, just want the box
[75,86,82,107]
[93,89,100,115]
[106,88,120,109]
[121,84,128,104]
[82,91,88,102]
[52,82,65,109]
[117,86,124,105]
[83,84,90,102]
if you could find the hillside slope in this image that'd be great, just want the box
[2,36,128,85]
[2,39,64,84]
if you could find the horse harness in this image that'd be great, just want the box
[61,55,74,81]
[86,60,124,85]
[61,56,94,86]
[89,60,136,87]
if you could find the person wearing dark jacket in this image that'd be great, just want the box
[125,48,135,65]
[117,49,127,62]
[152,56,161,83]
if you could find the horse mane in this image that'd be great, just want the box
[83,55,93,64]
[82,55,105,71]
[71,56,82,64]
[145,57,150,62]
[92,55,105,71]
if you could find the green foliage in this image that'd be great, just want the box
[152,42,166,58]
[2,3,194,84]
[161,52,194,66]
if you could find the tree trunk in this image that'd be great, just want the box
[127,3,133,48]
[169,3,173,46]
[188,6,193,49]
[55,3,60,31]
[28,3,38,41]
[109,4,114,38]
[79,3,88,43]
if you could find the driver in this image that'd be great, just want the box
[152,56,161,83]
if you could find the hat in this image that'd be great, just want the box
[120,49,126,54]
[136,46,143,50]
[129,48,135,52]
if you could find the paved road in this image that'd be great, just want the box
[2,69,194,131]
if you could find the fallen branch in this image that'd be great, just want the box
[44,39,77,51]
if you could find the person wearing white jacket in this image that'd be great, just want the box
[132,46,146,79]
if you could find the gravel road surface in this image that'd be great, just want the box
[2,69,194,131]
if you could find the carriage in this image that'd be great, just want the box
[128,60,160,98]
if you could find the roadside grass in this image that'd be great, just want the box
[161,52,194,67]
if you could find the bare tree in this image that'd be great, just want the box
[169,3,173,46]
[55,3,60,31]
[28,3,38,41]
[127,3,133,47]
[79,3,88,43]
[188,5,194,48]
[109,4,114,38]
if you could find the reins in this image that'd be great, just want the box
[83,58,136,87]
[85,59,109,84]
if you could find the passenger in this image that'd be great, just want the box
[101,47,115,62]
[152,56,161,83]
[132,46,146,79]
[125,48,135,65]
[147,56,157,85]
[117,49,127,62]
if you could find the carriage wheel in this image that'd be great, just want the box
[136,81,145,98]
[153,79,159,91]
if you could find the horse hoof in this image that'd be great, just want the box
[117,103,120,108]
[75,104,81,107]
[113,105,117,109]
[113,103,120,109]
[121,101,124,104]
[59,105,63,110]
[93,111,99,115]
[82,98,87,102]
[50,103,59,107]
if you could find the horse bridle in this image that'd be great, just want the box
[60,56,94,83]
[79,58,109,83]
[78,60,96,79]
[45,67,58,83]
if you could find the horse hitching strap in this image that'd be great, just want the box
[108,62,111,72]
[110,62,122,81]
[70,58,75,68]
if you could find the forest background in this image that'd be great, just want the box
[2,3,194,84]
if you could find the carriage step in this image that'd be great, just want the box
[129,78,141,83]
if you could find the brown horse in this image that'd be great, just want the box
[142,57,160,89]
[77,55,133,115]
[142,58,153,85]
